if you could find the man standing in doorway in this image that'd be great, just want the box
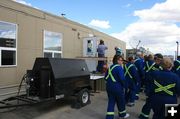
[97,39,108,73]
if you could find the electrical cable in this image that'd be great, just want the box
[17,73,27,96]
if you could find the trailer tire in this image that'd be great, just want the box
[77,88,90,107]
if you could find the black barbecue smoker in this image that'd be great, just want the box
[0,58,92,109]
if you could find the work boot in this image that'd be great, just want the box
[127,102,135,107]
[138,113,149,119]
[119,113,130,119]
[135,94,139,100]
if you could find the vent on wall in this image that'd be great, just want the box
[72,28,77,31]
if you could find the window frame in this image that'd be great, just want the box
[43,30,63,58]
[0,21,17,67]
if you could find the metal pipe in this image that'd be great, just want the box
[176,41,179,59]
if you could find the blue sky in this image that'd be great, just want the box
[14,0,180,55]
[19,0,165,33]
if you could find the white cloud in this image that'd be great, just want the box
[88,19,111,29]
[111,0,180,55]
[134,0,180,22]
[13,0,32,6]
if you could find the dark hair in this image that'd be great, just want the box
[128,56,134,62]
[113,55,123,64]
[177,56,180,59]
[100,39,104,45]
[154,53,163,59]
[144,55,148,61]
[147,54,154,60]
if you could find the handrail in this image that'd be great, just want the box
[76,56,113,61]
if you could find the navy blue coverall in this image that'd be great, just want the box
[134,57,145,99]
[146,70,180,119]
[124,62,140,104]
[173,58,180,77]
[139,60,160,119]
[105,64,127,119]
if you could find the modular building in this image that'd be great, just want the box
[0,0,126,99]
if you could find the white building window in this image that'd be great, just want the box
[43,30,62,58]
[0,21,17,67]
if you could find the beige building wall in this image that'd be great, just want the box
[0,0,126,98]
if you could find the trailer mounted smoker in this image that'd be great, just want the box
[0,58,92,109]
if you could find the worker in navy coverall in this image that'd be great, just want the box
[139,54,161,119]
[115,47,123,56]
[124,56,140,107]
[134,52,145,99]
[146,58,180,119]
[173,56,180,77]
[105,55,130,119]
[153,53,163,70]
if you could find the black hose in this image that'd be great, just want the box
[17,73,27,96]
[0,73,29,112]
[17,73,28,106]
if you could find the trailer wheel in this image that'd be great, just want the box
[77,88,90,106]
